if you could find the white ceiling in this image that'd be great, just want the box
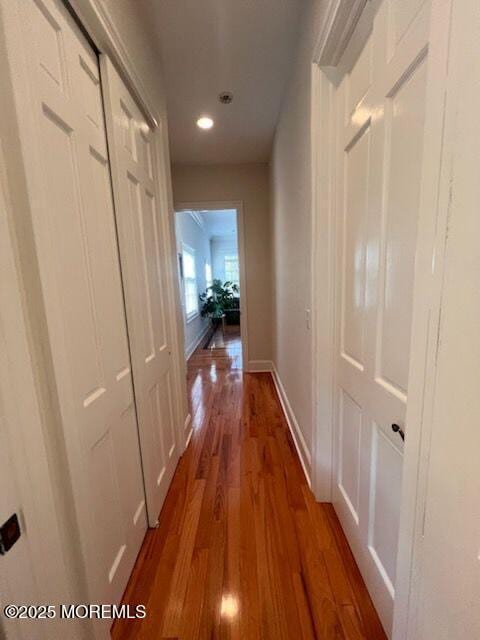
[140,0,303,164]
[200,209,237,238]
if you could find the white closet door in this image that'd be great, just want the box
[0,346,40,640]
[101,57,180,525]
[9,0,147,609]
[333,0,431,633]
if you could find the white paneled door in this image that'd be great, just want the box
[101,57,180,525]
[333,0,430,633]
[10,0,147,610]
[0,328,40,640]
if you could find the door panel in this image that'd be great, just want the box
[333,0,431,633]
[0,114,82,637]
[342,123,370,369]
[0,344,44,640]
[338,390,363,524]
[377,58,427,395]
[101,57,180,525]
[14,0,147,608]
[368,425,403,591]
[388,0,427,53]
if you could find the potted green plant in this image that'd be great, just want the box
[199,279,240,325]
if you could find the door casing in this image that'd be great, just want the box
[175,200,250,374]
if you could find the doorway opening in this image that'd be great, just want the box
[174,202,248,372]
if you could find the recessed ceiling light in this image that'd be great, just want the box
[196,116,214,130]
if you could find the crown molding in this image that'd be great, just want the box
[188,211,205,229]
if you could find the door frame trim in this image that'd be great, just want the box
[310,0,454,637]
[310,61,336,503]
[313,0,367,67]
[174,200,249,371]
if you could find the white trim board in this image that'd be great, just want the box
[270,365,312,487]
[185,322,212,360]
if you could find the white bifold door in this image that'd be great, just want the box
[333,0,430,634]
[101,57,180,525]
[0,386,41,640]
[1,0,178,621]
[0,308,41,640]
[8,0,147,608]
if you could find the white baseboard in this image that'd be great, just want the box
[183,413,192,450]
[247,359,273,372]
[271,364,312,487]
[185,323,211,360]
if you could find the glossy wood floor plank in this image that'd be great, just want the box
[112,335,386,640]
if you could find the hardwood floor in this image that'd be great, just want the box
[112,332,386,640]
[188,324,242,371]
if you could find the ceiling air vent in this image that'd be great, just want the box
[218,91,233,104]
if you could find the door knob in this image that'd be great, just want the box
[0,513,21,555]
[391,423,405,441]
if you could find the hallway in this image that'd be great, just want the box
[112,340,386,640]
[1,1,478,638]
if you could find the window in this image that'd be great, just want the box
[182,245,198,320]
[224,255,239,286]
[205,262,212,289]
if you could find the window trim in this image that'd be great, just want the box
[224,254,240,286]
[182,243,199,321]
[185,309,199,323]
[205,261,213,290]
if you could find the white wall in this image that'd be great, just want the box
[270,0,328,460]
[175,212,212,357]
[210,235,238,283]
[172,163,272,363]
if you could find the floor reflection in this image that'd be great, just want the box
[188,324,242,371]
